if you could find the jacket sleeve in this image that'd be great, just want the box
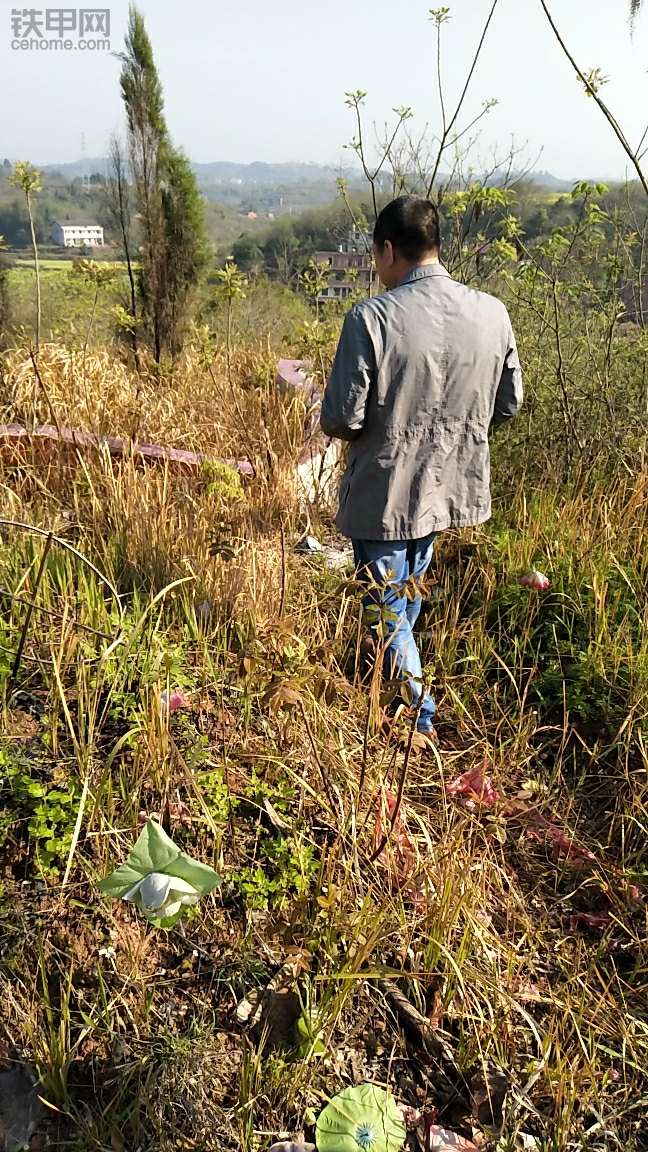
[491,322,523,427]
[320,306,375,441]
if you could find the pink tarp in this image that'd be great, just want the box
[277,358,330,466]
[0,423,253,477]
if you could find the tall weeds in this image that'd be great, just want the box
[1,295,648,1151]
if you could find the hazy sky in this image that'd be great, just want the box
[1,0,648,178]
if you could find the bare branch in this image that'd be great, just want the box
[426,0,500,198]
[539,0,648,199]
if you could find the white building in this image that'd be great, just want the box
[50,221,104,248]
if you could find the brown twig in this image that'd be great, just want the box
[29,349,62,440]
[539,0,648,199]
[278,516,287,618]
[376,977,465,1083]
[369,688,424,864]
[9,531,53,685]
[297,697,338,818]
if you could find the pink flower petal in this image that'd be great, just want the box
[519,570,550,590]
[446,761,500,808]
[428,1124,479,1150]
[569,911,612,931]
[398,1105,422,1126]
[160,689,188,713]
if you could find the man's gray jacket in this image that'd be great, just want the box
[320,264,522,541]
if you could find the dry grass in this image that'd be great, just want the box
[2,341,310,468]
[0,341,647,1152]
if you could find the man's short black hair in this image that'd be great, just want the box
[373,196,440,262]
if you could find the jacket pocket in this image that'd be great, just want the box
[341,457,356,505]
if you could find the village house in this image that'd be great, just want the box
[50,220,104,247]
[316,227,373,301]
[619,277,648,323]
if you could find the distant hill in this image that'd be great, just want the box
[523,170,574,191]
[192,161,360,185]
[38,159,580,192]
[40,158,362,185]
[41,158,110,178]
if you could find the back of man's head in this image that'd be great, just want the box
[373,196,440,263]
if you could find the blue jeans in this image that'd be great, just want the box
[353,533,438,733]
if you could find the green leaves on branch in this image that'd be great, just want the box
[213,260,248,303]
[578,67,609,97]
[8,159,42,347]
[488,237,518,264]
[8,160,41,197]
[72,259,118,289]
[443,182,513,220]
[429,7,451,25]
[344,90,368,111]
[571,180,609,201]
[300,258,330,302]
[113,304,143,334]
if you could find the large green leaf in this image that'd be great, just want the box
[98,820,178,897]
[316,1084,406,1152]
[164,851,221,897]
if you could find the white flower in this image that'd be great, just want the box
[122,871,200,921]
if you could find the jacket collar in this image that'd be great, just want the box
[398,263,451,286]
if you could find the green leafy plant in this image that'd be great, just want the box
[98,819,220,927]
[0,747,80,876]
[316,1084,406,1152]
[237,833,317,911]
[200,767,239,823]
[202,458,244,504]
[118,8,209,361]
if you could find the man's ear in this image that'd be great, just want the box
[382,239,395,266]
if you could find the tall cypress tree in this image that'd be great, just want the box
[159,146,210,357]
[118,7,208,361]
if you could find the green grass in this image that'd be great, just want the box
[11,259,134,270]
[3,264,126,346]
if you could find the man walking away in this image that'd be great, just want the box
[320,196,523,741]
